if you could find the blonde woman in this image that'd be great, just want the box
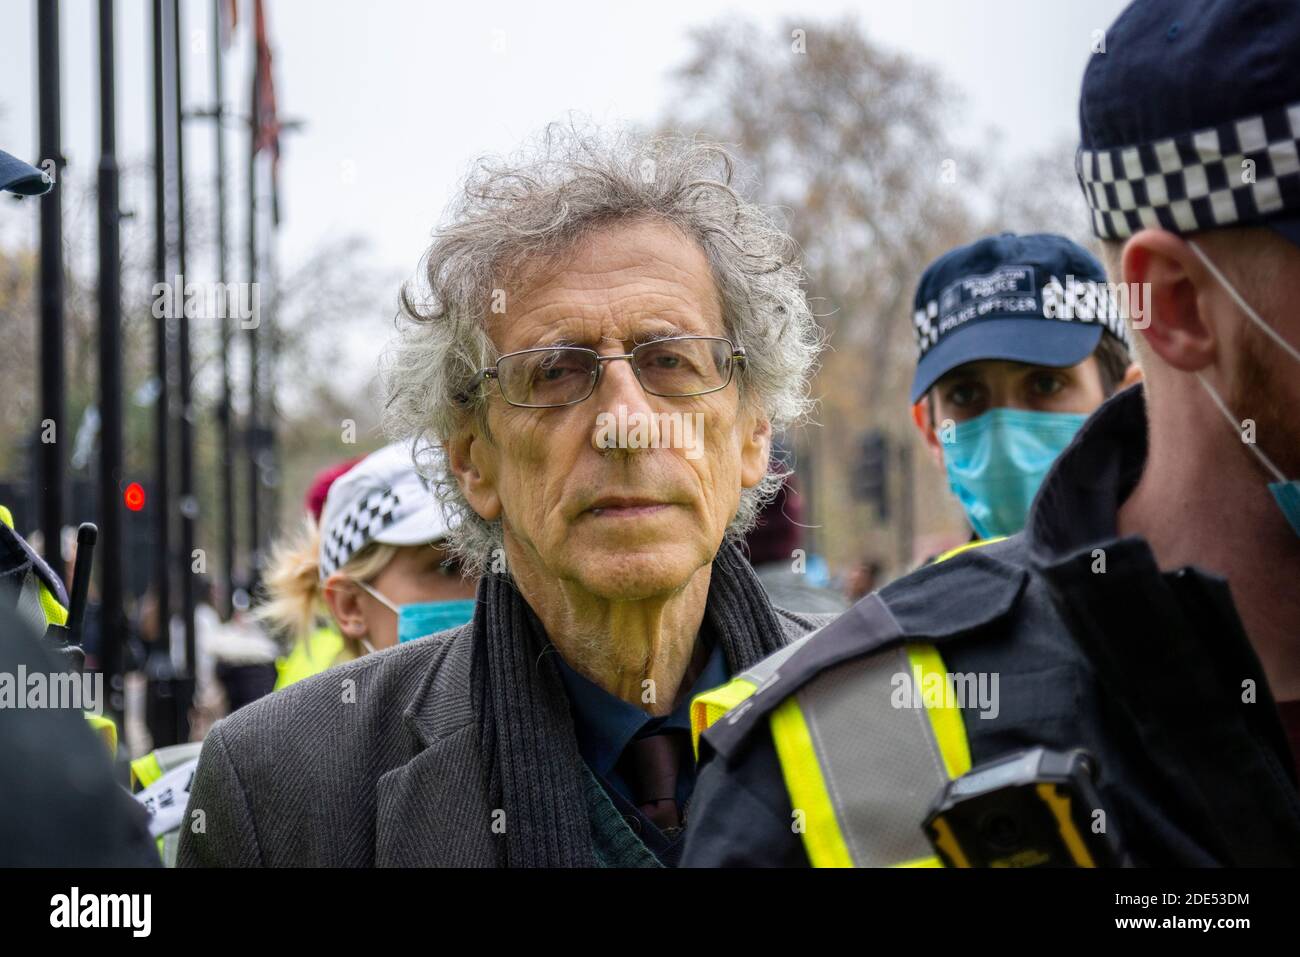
[260,442,478,688]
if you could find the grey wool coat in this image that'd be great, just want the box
[177,608,830,867]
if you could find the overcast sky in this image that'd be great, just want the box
[1,0,1131,393]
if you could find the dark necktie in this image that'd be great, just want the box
[619,731,691,833]
[615,639,711,834]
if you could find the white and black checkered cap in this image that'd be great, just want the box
[1079,101,1300,241]
[317,441,453,580]
[1078,1,1300,248]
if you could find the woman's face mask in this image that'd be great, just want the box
[355,580,477,645]
[1188,241,1300,538]
[940,406,1089,539]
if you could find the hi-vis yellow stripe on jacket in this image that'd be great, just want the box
[690,539,1003,867]
[0,504,69,636]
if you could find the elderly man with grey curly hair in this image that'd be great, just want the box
[179,126,827,868]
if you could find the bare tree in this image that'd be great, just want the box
[665,17,1090,575]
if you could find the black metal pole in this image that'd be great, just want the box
[37,0,65,574]
[265,242,278,543]
[172,0,197,698]
[898,438,915,570]
[150,0,171,669]
[213,0,234,619]
[97,0,125,729]
[247,45,261,583]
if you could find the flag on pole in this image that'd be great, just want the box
[251,0,282,224]
[219,0,238,48]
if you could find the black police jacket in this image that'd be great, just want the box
[681,385,1300,867]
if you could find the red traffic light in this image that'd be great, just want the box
[124,482,146,511]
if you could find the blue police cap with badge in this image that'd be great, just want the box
[909,233,1131,403]
[1078,0,1300,248]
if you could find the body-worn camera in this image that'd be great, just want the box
[923,747,1129,867]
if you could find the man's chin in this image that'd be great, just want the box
[563,542,710,601]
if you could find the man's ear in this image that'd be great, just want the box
[1119,361,1144,390]
[739,411,773,489]
[447,426,502,522]
[322,574,368,639]
[1122,229,1217,373]
[910,399,945,470]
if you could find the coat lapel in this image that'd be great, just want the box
[373,624,503,867]
[374,721,501,867]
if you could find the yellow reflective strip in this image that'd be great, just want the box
[905,643,972,780]
[896,856,945,868]
[1036,783,1097,867]
[689,677,757,758]
[933,536,1008,565]
[0,505,13,528]
[39,583,68,627]
[770,697,855,868]
[131,751,164,790]
[925,815,971,867]
[84,713,117,756]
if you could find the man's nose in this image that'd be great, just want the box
[589,357,660,455]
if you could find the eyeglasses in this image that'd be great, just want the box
[459,335,746,409]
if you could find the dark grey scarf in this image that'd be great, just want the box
[471,541,791,867]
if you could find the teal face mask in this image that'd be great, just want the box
[356,581,477,644]
[941,407,1089,539]
[394,599,477,643]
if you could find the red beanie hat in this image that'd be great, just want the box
[304,457,363,523]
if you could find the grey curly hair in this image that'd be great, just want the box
[382,123,823,577]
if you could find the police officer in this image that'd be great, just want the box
[1,147,157,865]
[681,0,1300,867]
[909,234,1138,545]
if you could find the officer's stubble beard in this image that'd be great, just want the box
[1230,319,1300,484]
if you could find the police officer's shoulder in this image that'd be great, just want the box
[701,537,1031,760]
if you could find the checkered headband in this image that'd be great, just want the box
[318,485,402,579]
[1079,101,1300,241]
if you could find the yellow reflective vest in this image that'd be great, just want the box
[274,622,354,691]
[690,538,1004,867]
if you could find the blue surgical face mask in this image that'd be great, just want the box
[356,581,477,644]
[1188,240,1300,538]
[940,407,1089,539]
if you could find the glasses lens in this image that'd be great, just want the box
[497,348,597,407]
[634,338,732,396]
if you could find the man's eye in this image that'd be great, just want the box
[535,360,583,381]
[1030,374,1065,396]
[948,383,981,406]
[639,345,689,370]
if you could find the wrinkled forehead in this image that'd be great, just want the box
[486,218,726,353]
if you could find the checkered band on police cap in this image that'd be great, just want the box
[319,486,402,579]
[315,441,452,580]
[1079,101,1300,240]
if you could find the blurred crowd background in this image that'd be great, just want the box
[0,1,1126,751]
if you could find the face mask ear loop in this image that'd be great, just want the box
[349,580,393,655]
[354,579,401,615]
[1188,240,1300,364]
[1194,372,1287,484]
